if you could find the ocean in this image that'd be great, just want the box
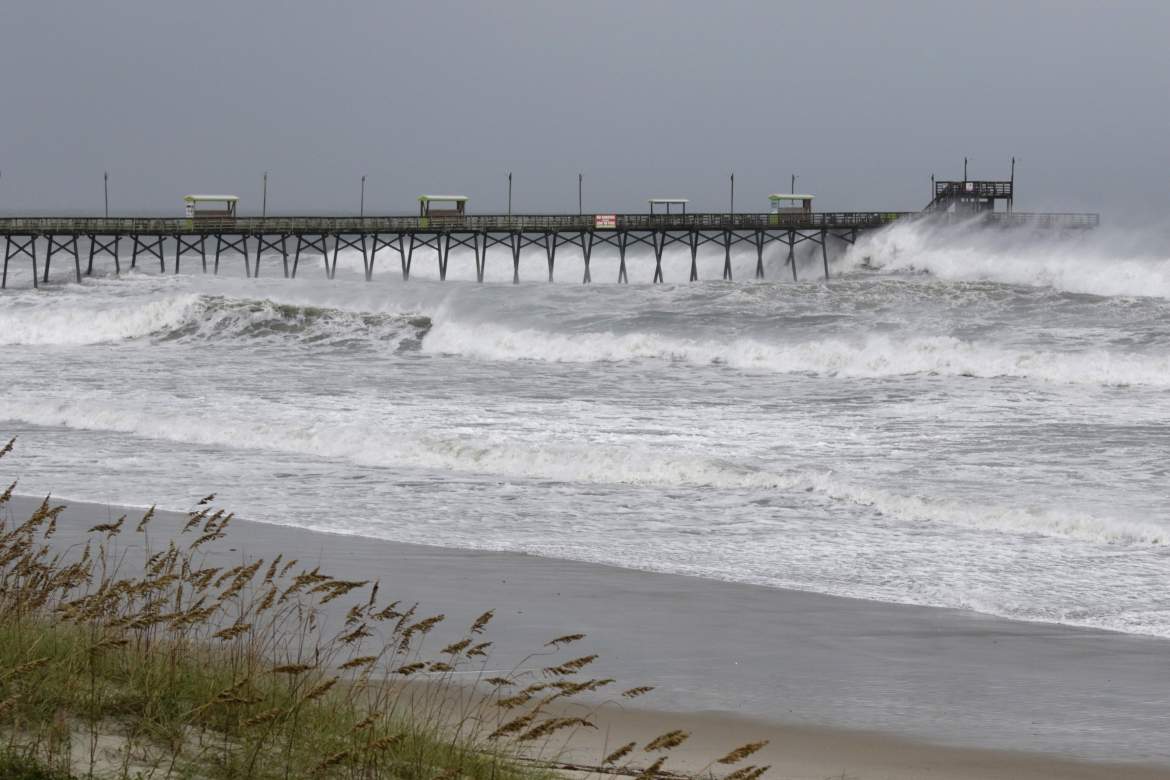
[2,218,1168,638]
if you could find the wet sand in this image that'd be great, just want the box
[9,494,1170,777]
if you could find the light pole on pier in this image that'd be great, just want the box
[791,173,797,194]
[360,175,366,218]
[262,171,268,218]
[507,172,512,216]
[578,173,583,215]
[104,171,109,218]
[729,173,735,214]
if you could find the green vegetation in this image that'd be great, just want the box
[0,438,770,779]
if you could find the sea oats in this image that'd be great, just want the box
[545,633,586,648]
[717,741,769,765]
[644,730,689,751]
[604,742,636,765]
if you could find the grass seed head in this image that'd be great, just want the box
[717,741,770,765]
[723,765,770,780]
[543,654,598,677]
[135,505,156,532]
[604,742,636,765]
[622,686,655,699]
[635,756,667,780]
[644,730,689,752]
[545,633,585,648]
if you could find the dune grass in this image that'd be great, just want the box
[0,438,770,779]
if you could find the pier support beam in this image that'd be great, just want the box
[292,235,328,279]
[87,235,120,276]
[43,234,82,284]
[369,233,407,282]
[405,234,443,282]
[331,234,367,280]
[788,230,797,282]
[545,233,556,283]
[256,234,289,278]
[441,233,479,282]
[2,235,37,289]
[131,235,166,273]
[821,229,830,280]
[173,235,206,275]
[214,235,250,278]
[652,231,665,284]
[754,231,765,280]
[510,232,521,284]
[722,230,733,281]
[689,232,699,282]
[582,232,593,284]
[617,232,629,284]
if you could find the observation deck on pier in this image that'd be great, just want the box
[1,207,1099,289]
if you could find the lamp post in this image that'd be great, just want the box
[507,172,512,216]
[360,175,366,218]
[104,171,109,218]
[791,173,797,194]
[578,172,583,215]
[262,171,268,218]
[729,173,735,214]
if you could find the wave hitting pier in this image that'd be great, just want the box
[0,210,1098,289]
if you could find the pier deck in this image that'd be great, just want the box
[1,210,1099,288]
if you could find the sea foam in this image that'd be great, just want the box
[422,320,1170,387]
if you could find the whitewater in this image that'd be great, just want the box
[1,222,1168,638]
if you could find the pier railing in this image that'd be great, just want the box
[0,210,1098,235]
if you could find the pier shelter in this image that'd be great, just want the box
[769,194,814,215]
[648,198,688,215]
[926,180,1013,214]
[418,195,468,218]
[183,195,239,221]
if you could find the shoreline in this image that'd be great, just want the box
[29,491,1162,644]
[6,493,1170,776]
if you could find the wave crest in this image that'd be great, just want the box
[0,291,431,350]
[4,395,1164,547]
[840,219,1170,299]
[423,321,1170,387]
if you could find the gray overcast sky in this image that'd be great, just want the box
[1,1,1167,219]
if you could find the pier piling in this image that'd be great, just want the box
[0,209,1099,289]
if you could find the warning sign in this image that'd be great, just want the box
[594,214,617,229]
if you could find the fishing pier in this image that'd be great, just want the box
[1,180,1099,289]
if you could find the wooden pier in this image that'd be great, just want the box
[0,208,1099,289]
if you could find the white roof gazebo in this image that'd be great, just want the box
[183,195,239,219]
[418,195,469,217]
[648,198,689,215]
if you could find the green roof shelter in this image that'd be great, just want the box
[768,194,814,214]
[418,195,468,218]
[183,195,239,219]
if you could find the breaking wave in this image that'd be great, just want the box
[0,293,203,346]
[155,297,432,349]
[841,218,1170,299]
[423,320,1170,387]
[0,292,431,349]
[3,393,1165,547]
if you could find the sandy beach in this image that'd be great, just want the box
[10,493,1168,779]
